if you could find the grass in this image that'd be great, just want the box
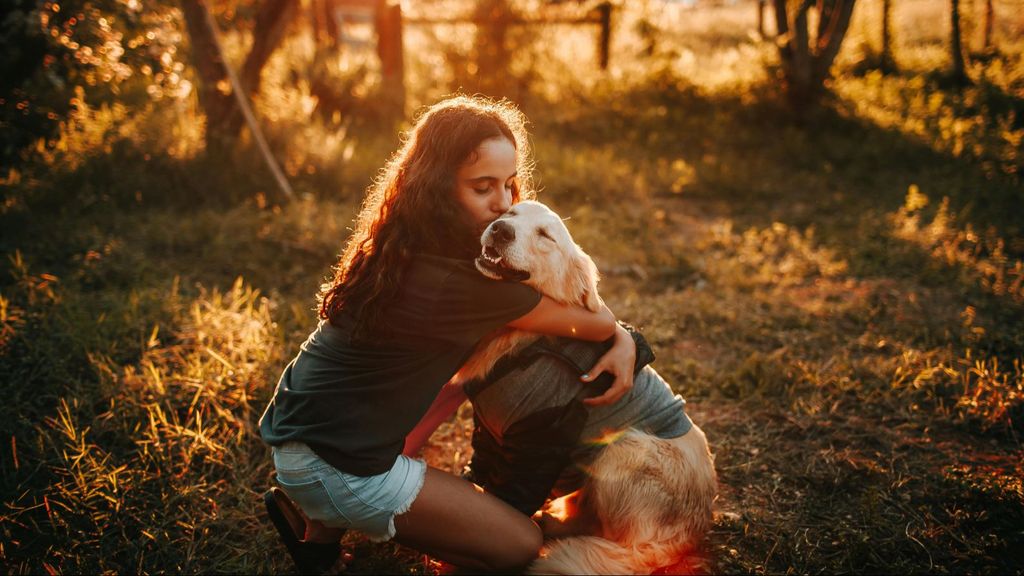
[2,0,1023,573]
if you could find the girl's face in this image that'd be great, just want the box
[454,137,517,238]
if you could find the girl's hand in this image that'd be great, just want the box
[581,324,636,406]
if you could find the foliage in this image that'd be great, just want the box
[0,0,185,168]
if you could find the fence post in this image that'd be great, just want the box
[597,2,611,70]
[757,0,766,37]
[376,0,405,116]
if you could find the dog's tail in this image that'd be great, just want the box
[529,536,635,575]
[529,535,689,575]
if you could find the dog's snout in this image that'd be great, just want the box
[492,220,515,245]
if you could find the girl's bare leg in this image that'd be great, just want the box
[305,519,345,543]
[393,467,543,571]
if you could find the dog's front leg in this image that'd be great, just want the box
[536,489,600,539]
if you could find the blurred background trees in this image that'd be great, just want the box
[1,0,1019,183]
[1,0,184,167]
[771,0,858,105]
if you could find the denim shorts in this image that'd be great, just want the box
[271,441,427,542]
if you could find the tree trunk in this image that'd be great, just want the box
[240,0,296,97]
[180,0,235,151]
[757,0,767,37]
[773,0,791,54]
[982,0,993,51]
[950,0,969,84]
[772,0,857,107]
[880,0,895,71]
[472,0,512,95]
[311,0,340,49]
[376,0,405,116]
[790,0,814,101]
[813,0,856,78]
[181,0,296,150]
[816,0,835,47]
[223,0,296,138]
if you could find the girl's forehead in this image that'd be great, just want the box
[461,138,516,176]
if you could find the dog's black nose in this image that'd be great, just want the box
[492,220,515,245]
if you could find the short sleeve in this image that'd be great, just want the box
[431,261,541,346]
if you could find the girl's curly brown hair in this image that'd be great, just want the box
[319,95,535,340]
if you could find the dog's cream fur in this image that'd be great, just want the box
[454,200,602,385]
[458,201,717,575]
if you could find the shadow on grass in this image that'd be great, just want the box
[703,401,1024,574]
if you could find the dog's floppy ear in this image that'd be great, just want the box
[570,246,603,312]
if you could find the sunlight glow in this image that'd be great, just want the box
[544,495,572,522]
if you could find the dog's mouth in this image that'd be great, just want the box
[476,244,531,282]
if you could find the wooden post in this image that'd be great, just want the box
[950,0,968,84]
[982,0,993,51]
[880,0,894,71]
[597,2,611,70]
[472,0,511,92]
[757,0,766,37]
[376,0,405,116]
[312,0,339,48]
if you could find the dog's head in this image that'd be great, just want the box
[475,200,603,312]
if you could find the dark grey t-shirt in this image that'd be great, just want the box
[259,254,541,476]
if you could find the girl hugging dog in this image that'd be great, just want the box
[258,95,643,573]
[256,94,712,569]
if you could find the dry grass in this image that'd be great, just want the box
[2,0,1023,573]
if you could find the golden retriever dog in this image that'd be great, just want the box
[455,200,717,575]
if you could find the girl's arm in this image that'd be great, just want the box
[403,381,467,457]
[506,296,617,341]
[403,296,622,456]
[508,297,636,407]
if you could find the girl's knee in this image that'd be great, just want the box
[487,523,542,570]
[479,520,544,569]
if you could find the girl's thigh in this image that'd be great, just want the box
[272,442,426,543]
[393,467,543,571]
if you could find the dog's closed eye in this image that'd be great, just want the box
[537,227,555,242]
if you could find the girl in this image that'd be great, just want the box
[259,96,637,571]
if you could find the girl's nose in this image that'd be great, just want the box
[493,188,512,214]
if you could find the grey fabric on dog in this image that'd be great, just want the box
[465,327,692,514]
[469,337,690,447]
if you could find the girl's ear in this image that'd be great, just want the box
[570,246,603,312]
